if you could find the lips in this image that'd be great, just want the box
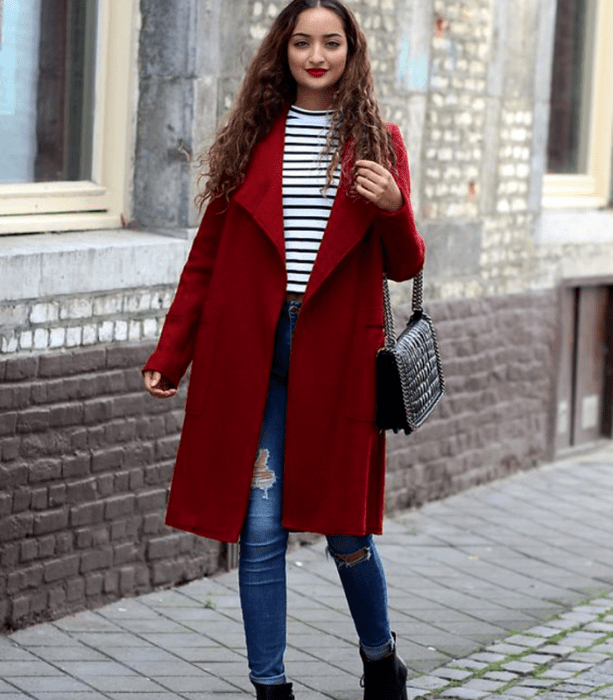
[307,69,328,77]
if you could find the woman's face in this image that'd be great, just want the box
[287,7,348,110]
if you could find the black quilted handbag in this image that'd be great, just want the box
[376,270,445,435]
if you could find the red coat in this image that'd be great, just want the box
[143,104,425,542]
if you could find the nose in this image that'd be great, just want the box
[310,43,325,64]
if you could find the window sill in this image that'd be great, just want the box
[536,208,613,246]
[542,196,608,210]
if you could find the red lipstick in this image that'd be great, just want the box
[307,69,328,77]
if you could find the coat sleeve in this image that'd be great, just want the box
[374,124,426,282]
[142,195,227,387]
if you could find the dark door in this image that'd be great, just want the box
[556,284,612,448]
[572,287,609,445]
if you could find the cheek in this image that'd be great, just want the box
[287,52,300,78]
[335,51,348,73]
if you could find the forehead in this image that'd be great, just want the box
[292,7,346,35]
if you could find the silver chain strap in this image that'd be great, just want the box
[382,270,424,349]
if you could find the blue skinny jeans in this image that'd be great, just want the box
[239,302,393,686]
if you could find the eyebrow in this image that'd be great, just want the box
[291,32,344,38]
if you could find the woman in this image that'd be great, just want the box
[143,1,425,698]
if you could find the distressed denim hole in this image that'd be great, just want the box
[327,545,372,569]
[251,448,276,499]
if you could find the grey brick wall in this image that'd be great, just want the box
[0,345,223,632]
[385,288,557,511]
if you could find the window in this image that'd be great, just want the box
[0,0,138,234]
[543,0,613,208]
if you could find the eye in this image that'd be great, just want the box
[327,41,341,48]
[293,41,308,48]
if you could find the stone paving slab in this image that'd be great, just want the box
[421,620,613,700]
[2,446,613,698]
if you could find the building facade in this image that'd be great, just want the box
[1,0,612,629]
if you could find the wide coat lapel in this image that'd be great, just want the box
[233,104,379,302]
[233,104,290,265]
[305,166,376,303]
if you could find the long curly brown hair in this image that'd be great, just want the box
[195,0,397,210]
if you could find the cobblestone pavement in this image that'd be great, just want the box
[406,594,613,700]
[2,445,613,699]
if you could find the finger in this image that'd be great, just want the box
[357,167,387,188]
[356,182,376,202]
[144,371,174,398]
[356,160,387,177]
[151,386,177,399]
[358,175,384,194]
[356,159,380,170]
[161,375,178,391]
[357,175,383,198]
[356,166,379,182]
[143,371,161,390]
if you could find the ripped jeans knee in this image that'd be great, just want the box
[326,535,374,569]
[325,534,392,651]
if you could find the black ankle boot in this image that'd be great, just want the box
[252,681,295,700]
[360,634,408,700]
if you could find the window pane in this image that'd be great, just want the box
[547,0,595,174]
[0,0,97,184]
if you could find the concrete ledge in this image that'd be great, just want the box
[0,230,193,302]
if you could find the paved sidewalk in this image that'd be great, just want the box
[2,445,613,699]
[406,593,613,700]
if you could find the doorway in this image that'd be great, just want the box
[556,283,613,450]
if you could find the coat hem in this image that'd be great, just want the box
[164,517,384,543]
[165,517,241,544]
[282,517,384,538]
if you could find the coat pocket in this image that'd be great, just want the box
[345,308,385,422]
[184,303,223,416]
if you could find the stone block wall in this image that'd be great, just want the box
[0,344,224,632]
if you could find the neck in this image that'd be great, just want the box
[294,88,334,111]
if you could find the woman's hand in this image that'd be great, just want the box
[143,370,177,399]
[355,160,404,213]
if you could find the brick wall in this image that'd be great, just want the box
[385,288,557,511]
[0,287,173,355]
[0,288,557,630]
[0,344,223,632]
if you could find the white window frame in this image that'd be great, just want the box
[543,0,613,209]
[0,0,139,234]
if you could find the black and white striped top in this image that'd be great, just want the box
[283,105,341,294]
